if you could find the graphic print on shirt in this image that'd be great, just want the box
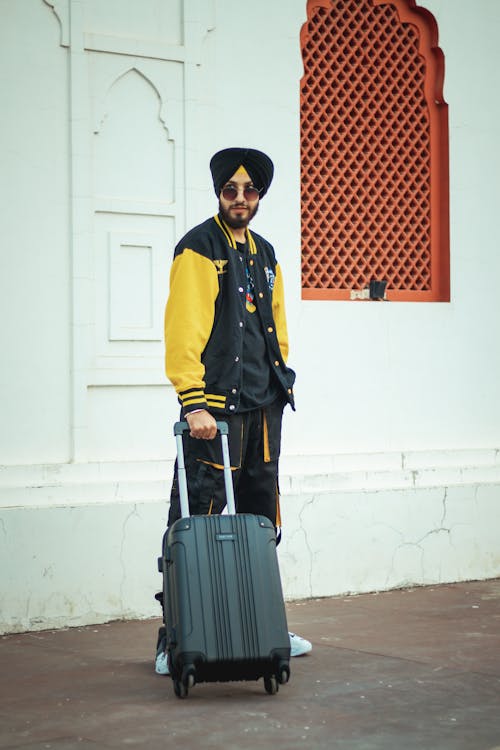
[264,266,275,291]
[245,261,256,313]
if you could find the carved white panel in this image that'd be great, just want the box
[83,0,182,45]
[92,211,174,381]
[88,52,184,386]
[43,0,70,46]
[108,233,162,341]
[93,68,175,202]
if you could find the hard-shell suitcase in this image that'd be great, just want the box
[158,420,291,698]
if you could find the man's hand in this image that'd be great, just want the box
[185,410,218,440]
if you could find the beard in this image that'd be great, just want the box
[218,200,259,230]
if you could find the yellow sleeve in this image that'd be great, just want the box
[272,263,289,363]
[164,248,219,408]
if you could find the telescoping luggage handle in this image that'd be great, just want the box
[173,421,236,518]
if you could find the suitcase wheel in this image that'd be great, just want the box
[278,663,290,685]
[173,679,188,699]
[173,665,195,699]
[264,675,279,695]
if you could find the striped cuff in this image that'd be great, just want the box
[179,388,209,413]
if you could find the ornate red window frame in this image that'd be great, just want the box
[300,0,450,301]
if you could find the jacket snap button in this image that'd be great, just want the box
[267,326,273,333]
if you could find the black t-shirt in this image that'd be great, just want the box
[236,241,280,411]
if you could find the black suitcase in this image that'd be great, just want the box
[158,420,291,698]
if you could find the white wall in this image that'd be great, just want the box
[0,0,71,465]
[0,0,499,634]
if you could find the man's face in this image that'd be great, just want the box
[218,169,260,231]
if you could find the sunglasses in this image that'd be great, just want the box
[221,184,262,202]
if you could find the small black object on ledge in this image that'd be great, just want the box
[369,279,387,300]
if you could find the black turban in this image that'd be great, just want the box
[209,147,274,198]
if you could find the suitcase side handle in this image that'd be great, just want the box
[173,420,235,517]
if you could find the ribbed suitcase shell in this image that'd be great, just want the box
[162,511,290,690]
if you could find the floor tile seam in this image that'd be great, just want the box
[0,651,140,680]
[3,635,136,655]
[0,735,116,750]
[319,642,500,677]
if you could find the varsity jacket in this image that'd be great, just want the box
[164,214,295,415]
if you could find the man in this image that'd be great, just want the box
[155,147,312,674]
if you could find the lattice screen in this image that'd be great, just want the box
[300,0,449,301]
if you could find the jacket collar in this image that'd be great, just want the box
[214,214,257,255]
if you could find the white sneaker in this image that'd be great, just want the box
[155,625,169,675]
[289,631,312,657]
[155,650,169,675]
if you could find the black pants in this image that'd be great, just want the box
[167,399,284,528]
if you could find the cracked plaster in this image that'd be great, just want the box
[278,482,500,601]
[1,466,499,633]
